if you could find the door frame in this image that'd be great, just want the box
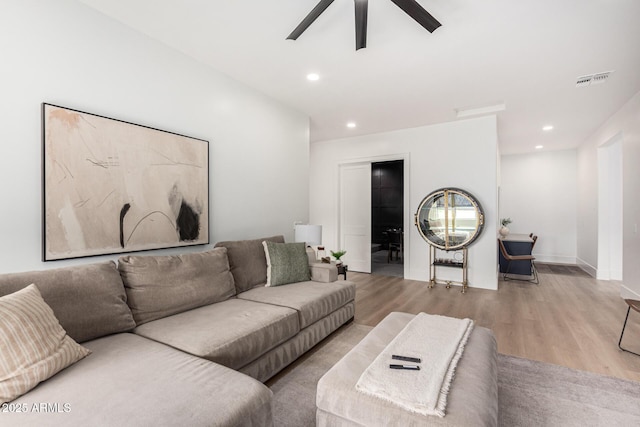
[336,153,411,277]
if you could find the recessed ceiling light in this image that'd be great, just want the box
[535,145,544,149]
[306,73,320,81]
[542,125,554,131]
[346,122,356,128]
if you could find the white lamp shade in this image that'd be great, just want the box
[294,224,322,246]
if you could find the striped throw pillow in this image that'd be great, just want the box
[0,284,91,404]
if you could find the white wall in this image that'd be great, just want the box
[500,150,578,264]
[0,0,309,273]
[310,116,499,290]
[577,137,599,275]
[577,90,640,299]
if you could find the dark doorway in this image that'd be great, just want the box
[371,160,404,277]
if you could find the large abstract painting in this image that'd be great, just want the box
[42,103,209,261]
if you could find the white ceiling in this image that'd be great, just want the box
[79,0,640,154]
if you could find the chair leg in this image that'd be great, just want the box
[388,245,401,263]
[530,261,539,284]
[502,261,512,281]
[503,260,538,284]
[619,306,640,357]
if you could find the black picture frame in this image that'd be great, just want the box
[42,103,209,261]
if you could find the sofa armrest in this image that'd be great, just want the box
[310,263,338,283]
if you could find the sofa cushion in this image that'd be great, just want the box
[263,241,311,286]
[133,298,299,370]
[0,262,135,343]
[215,235,285,292]
[0,285,91,404]
[118,248,236,325]
[5,333,273,427]
[238,280,356,329]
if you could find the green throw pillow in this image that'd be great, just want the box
[262,241,311,287]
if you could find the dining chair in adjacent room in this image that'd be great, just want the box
[387,229,403,263]
[498,238,539,284]
[618,299,640,357]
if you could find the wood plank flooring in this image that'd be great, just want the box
[349,264,640,382]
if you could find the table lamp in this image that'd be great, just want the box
[294,224,323,259]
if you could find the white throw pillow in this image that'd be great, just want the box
[0,284,91,404]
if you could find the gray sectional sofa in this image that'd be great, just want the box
[0,235,355,426]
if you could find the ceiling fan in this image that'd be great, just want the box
[287,0,442,50]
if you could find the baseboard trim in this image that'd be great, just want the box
[576,257,597,278]
[610,269,623,281]
[620,284,640,300]
[596,269,611,280]
[407,268,498,291]
[534,255,577,265]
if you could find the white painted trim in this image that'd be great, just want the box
[577,257,597,278]
[534,254,577,265]
[611,268,623,281]
[336,153,411,278]
[456,102,506,118]
[407,267,428,283]
[337,153,410,167]
[621,284,640,300]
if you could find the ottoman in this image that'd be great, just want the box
[316,312,498,426]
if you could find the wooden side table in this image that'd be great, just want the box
[618,299,640,357]
[337,264,348,280]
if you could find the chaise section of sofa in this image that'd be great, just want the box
[4,333,273,427]
[0,261,274,426]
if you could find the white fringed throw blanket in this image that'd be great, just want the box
[355,313,474,417]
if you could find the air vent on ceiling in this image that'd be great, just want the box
[576,71,614,88]
[591,72,612,85]
[576,75,592,87]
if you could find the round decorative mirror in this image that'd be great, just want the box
[414,188,484,250]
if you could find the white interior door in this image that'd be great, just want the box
[339,163,371,273]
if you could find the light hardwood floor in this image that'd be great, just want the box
[349,264,640,382]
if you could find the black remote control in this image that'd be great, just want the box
[392,355,421,363]
[389,364,420,370]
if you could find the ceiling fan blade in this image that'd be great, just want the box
[287,0,336,40]
[354,0,368,50]
[389,0,442,33]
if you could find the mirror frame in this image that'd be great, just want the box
[414,187,485,250]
